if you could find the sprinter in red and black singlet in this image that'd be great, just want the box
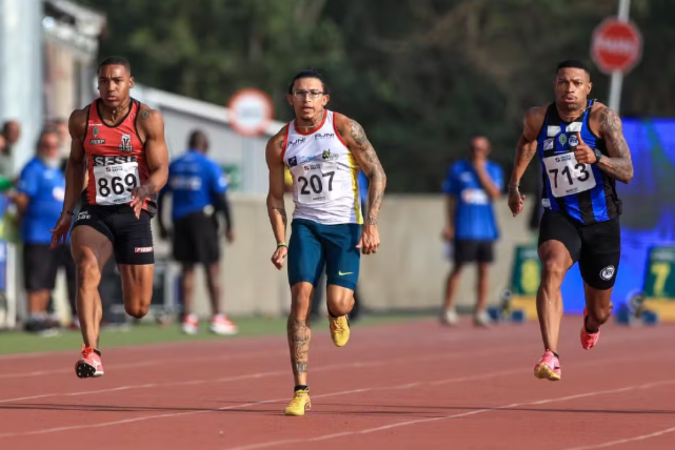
[50,56,169,379]
[82,99,155,214]
[507,59,634,382]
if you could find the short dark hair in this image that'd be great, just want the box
[556,59,591,79]
[97,56,131,74]
[188,129,208,150]
[288,68,329,95]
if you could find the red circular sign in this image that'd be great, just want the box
[227,88,274,137]
[591,18,643,74]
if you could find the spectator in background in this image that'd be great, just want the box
[0,120,21,177]
[158,129,237,335]
[13,130,67,334]
[441,136,503,327]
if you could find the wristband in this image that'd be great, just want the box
[62,210,74,216]
[507,184,519,189]
[277,243,287,248]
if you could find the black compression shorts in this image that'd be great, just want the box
[538,210,620,290]
[72,205,154,265]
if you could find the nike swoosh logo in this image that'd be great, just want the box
[338,271,353,276]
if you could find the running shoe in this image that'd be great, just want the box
[534,349,561,381]
[181,313,199,335]
[580,307,601,350]
[75,345,104,378]
[329,315,350,347]
[284,388,311,416]
[210,314,238,335]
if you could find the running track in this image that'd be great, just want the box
[1,316,674,449]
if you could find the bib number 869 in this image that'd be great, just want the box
[98,174,138,197]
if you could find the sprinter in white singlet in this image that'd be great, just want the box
[265,69,387,416]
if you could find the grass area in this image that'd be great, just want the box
[0,312,434,355]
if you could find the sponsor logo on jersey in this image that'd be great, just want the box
[134,247,153,253]
[119,134,133,152]
[315,133,334,140]
[92,155,137,166]
[89,139,106,145]
[288,156,298,167]
[288,138,305,147]
[93,126,100,137]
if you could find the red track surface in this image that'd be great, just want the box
[1,316,674,449]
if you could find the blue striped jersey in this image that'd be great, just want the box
[536,100,622,225]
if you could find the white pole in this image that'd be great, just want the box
[608,0,631,114]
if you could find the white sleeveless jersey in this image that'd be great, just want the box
[282,110,363,225]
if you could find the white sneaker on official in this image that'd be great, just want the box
[182,314,199,335]
[210,314,238,335]
[474,310,491,327]
[441,308,459,326]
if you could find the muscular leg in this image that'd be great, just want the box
[118,263,154,319]
[326,285,355,317]
[71,226,113,349]
[205,262,221,314]
[584,283,614,332]
[288,282,314,387]
[443,264,463,310]
[536,240,574,353]
[180,263,196,315]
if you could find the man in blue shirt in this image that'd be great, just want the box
[158,130,236,335]
[441,136,503,326]
[14,130,68,333]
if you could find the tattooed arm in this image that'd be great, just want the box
[507,106,545,217]
[266,127,289,269]
[591,104,634,184]
[335,113,386,254]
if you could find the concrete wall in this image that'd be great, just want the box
[162,194,536,319]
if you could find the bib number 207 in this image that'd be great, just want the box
[298,171,334,195]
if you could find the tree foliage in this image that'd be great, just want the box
[75,0,675,192]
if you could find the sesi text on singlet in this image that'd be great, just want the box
[81,99,156,215]
[282,110,363,225]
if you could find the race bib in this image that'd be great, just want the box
[543,152,596,198]
[291,161,337,205]
[93,162,140,205]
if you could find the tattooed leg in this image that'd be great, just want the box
[288,282,314,386]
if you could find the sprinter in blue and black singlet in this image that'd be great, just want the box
[507,59,634,381]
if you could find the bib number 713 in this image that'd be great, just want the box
[548,164,590,189]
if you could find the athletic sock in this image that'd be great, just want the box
[294,385,308,392]
[584,315,599,334]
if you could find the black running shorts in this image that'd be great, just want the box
[538,210,621,290]
[453,239,495,265]
[23,244,59,292]
[172,211,220,265]
[72,205,154,265]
